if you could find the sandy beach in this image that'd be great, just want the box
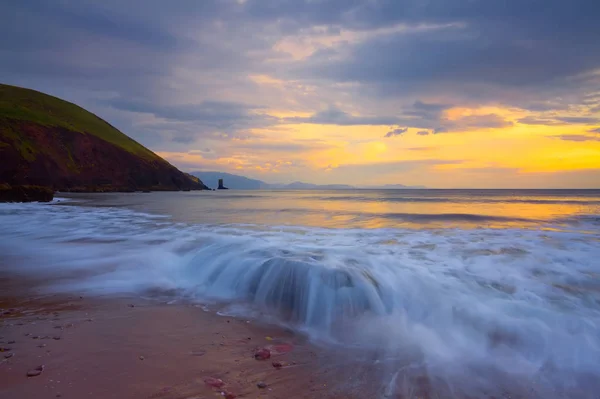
[0,277,371,399]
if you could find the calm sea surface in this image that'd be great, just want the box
[1,189,600,397]
[54,188,600,230]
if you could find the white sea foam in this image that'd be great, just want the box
[1,202,599,397]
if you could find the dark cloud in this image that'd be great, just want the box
[403,101,454,125]
[285,106,399,125]
[106,98,262,123]
[589,127,600,133]
[437,114,513,132]
[518,117,564,126]
[188,148,220,159]
[409,101,453,115]
[517,101,572,112]
[295,0,600,106]
[4,1,180,50]
[556,116,600,125]
[519,116,600,126]
[417,130,431,136]
[188,148,213,155]
[551,134,600,142]
[104,98,277,140]
[171,135,196,144]
[285,104,511,133]
[232,140,334,153]
[384,127,408,138]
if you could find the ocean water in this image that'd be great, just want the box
[1,189,600,397]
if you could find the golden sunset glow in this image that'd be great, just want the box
[158,98,600,188]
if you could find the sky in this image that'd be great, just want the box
[1,0,600,188]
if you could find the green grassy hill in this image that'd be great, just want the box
[0,83,208,193]
[0,84,158,160]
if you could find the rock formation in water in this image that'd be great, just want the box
[0,83,209,196]
[217,178,229,190]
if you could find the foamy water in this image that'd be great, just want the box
[1,190,599,398]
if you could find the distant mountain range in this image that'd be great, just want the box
[191,171,425,190]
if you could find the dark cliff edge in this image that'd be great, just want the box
[0,183,54,202]
[0,84,209,201]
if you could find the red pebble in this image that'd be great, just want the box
[254,348,271,360]
[204,377,225,388]
[222,391,236,399]
[272,361,284,369]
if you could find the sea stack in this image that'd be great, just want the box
[217,179,229,190]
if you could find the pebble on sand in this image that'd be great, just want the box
[257,381,267,389]
[139,356,145,360]
[4,353,14,359]
[27,365,45,377]
[272,361,284,369]
[254,348,271,360]
[221,391,236,399]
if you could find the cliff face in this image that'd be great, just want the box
[0,84,208,192]
[0,184,54,202]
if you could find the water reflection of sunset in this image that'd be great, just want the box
[71,190,600,231]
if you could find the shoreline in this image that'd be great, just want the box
[2,194,599,399]
[1,290,359,399]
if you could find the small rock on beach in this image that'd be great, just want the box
[27,365,45,377]
[272,361,284,369]
[254,348,271,360]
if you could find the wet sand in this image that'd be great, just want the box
[0,280,573,399]
[0,270,385,399]
[0,295,351,399]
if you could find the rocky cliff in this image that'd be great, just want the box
[0,84,208,193]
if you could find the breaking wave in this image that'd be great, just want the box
[1,201,600,397]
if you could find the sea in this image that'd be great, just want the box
[1,189,600,398]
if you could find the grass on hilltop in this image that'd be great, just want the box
[0,83,159,161]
